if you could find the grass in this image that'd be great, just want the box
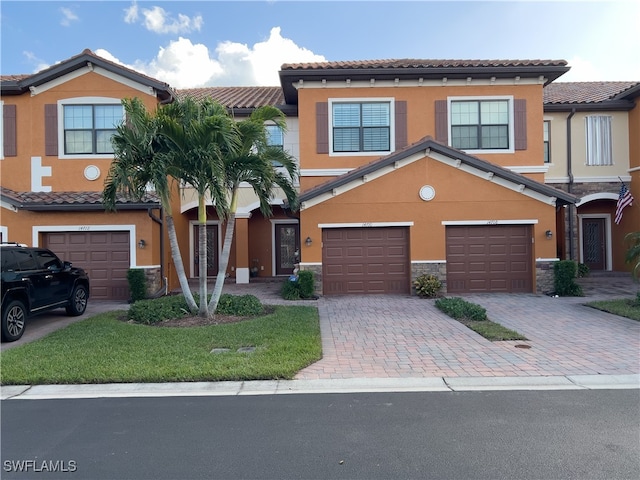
[0,305,321,385]
[455,318,528,341]
[586,298,640,321]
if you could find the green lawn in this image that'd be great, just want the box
[586,299,640,321]
[0,305,321,385]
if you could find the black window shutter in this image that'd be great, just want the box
[514,99,527,150]
[3,104,17,157]
[316,102,329,154]
[435,100,448,144]
[45,104,58,156]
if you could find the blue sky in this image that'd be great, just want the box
[1,1,639,88]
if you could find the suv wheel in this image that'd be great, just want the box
[66,285,88,316]
[2,300,26,342]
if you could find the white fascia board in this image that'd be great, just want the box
[28,65,156,97]
[319,222,414,228]
[300,151,424,210]
[506,165,550,174]
[572,175,631,183]
[427,150,557,206]
[442,219,539,225]
[297,77,541,90]
[300,169,354,176]
[1,201,18,212]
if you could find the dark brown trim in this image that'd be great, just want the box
[394,100,407,149]
[3,104,17,157]
[514,99,527,150]
[316,102,329,154]
[44,104,58,156]
[434,100,448,144]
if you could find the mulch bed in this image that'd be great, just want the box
[122,306,276,328]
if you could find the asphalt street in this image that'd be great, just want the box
[2,389,639,480]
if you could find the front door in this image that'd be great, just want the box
[275,224,299,276]
[194,225,218,277]
[582,218,606,271]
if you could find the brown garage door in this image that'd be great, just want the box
[323,227,410,295]
[446,225,532,293]
[44,231,131,300]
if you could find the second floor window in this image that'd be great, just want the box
[585,115,612,166]
[266,124,284,149]
[451,99,510,150]
[63,104,123,155]
[543,121,551,163]
[332,102,390,153]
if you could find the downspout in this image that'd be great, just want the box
[148,207,167,297]
[566,108,576,260]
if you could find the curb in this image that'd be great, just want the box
[2,374,638,400]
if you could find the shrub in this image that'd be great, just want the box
[128,295,190,324]
[298,271,315,298]
[126,269,147,303]
[413,274,442,298]
[216,294,263,316]
[554,260,584,296]
[577,263,590,278]
[281,271,316,300]
[435,297,487,321]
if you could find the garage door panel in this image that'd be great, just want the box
[446,225,532,294]
[323,227,409,295]
[44,231,130,300]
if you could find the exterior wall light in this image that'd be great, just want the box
[138,239,146,249]
[305,236,312,246]
[545,230,553,239]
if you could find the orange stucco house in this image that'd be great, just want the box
[2,50,636,300]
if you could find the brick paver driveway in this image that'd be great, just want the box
[296,291,640,380]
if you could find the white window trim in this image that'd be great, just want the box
[447,95,515,154]
[328,97,395,157]
[57,97,124,159]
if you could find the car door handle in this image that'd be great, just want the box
[45,274,53,279]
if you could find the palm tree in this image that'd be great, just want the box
[159,98,239,317]
[624,231,640,281]
[207,106,299,313]
[104,98,198,313]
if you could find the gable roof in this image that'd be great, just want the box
[544,81,639,111]
[279,58,570,104]
[0,187,160,211]
[0,49,175,103]
[297,137,578,210]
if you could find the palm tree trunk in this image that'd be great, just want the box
[198,194,209,317]
[165,214,197,313]
[208,189,237,313]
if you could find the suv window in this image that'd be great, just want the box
[13,249,38,271]
[35,250,64,270]
[1,250,19,271]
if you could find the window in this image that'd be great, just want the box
[266,124,284,149]
[543,121,551,163]
[585,115,612,166]
[63,104,123,155]
[332,101,390,153]
[35,250,63,270]
[451,99,510,150]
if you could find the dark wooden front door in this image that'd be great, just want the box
[194,225,218,277]
[275,224,299,276]
[582,218,606,271]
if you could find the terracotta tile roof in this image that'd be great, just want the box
[176,86,284,108]
[0,74,30,82]
[544,81,640,104]
[281,58,568,70]
[0,187,160,210]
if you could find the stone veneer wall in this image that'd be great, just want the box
[411,262,447,295]
[535,259,556,295]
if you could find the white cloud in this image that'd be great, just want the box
[123,1,138,24]
[126,4,203,35]
[60,7,79,27]
[94,27,326,88]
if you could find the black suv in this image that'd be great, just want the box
[1,243,90,342]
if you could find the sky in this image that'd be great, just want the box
[1,0,639,89]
